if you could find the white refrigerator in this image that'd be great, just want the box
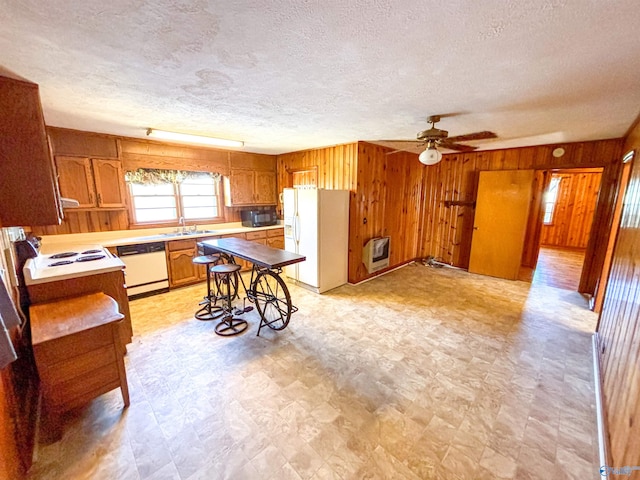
[283,188,349,293]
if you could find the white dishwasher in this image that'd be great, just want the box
[116,242,169,298]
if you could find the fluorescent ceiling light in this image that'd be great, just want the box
[146,128,244,148]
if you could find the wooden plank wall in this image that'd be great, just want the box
[418,139,623,294]
[597,121,640,470]
[277,142,423,284]
[349,143,423,283]
[276,142,357,221]
[540,170,602,248]
[277,143,357,191]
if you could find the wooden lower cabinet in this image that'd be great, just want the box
[245,230,267,246]
[26,269,132,347]
[168,248,198,287]
[267,228,285,249]
[30,293,129,439]
[166,229,285,287]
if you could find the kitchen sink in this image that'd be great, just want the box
[161,230,217,237]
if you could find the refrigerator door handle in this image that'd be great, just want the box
[294,213,301,243]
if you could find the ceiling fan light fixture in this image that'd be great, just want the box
[146,128,244,148]
[419,144,442,165]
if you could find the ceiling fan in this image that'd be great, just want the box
[383,115,497,165]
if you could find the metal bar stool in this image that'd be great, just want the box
[210,263,248,336]
[193,254,224,321]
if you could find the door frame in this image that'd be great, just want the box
[524,167,604,291]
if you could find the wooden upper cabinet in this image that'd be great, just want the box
[0,69,61,227]
[55,156,126,209]
[93,159,126,207]
[224,169,277,206]
[55,156,95,207]
[226,169,256,205]
[254,171,277,204]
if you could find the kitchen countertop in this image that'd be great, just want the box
[38,222,284,252]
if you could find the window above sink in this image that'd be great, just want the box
[125,169,223,226]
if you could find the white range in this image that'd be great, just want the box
[23,245,125,286]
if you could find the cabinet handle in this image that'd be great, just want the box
[97,193,102,205]
[89,192,95,205]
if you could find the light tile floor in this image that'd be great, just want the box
[27,263,600,479]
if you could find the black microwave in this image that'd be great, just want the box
[241,207,278,227]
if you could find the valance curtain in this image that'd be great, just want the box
[124,168,221,185]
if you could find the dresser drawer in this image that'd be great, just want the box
[39,344,117,386]
[46,363,121,410]
[33,322,116,365]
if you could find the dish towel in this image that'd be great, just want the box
[0,273,20,369]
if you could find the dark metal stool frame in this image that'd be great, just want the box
[210,263,249,336]
[192,254,225,321]
[220,254,297,337]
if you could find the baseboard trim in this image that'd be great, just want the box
[349,262,411,286]
[592,333,609,479]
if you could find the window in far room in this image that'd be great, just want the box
[543,176,562,225]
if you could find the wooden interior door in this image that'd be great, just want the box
[521,170,550,270]
[594,158,634,314]
[469,170,535,280]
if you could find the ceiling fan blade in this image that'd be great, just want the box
[385,148,414,156]
[446,131,497,142]
[370,140,424,154]
[437,140,478,152]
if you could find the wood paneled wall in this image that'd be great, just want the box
[597,121,640,471]
[277,142,423,284]
[540,169,602,248]
[418,139,623,294]
[349,143,423,283]
[277,143,358,192]
[277,139,623,287]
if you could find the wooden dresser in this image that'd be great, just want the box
[30,293,129,437]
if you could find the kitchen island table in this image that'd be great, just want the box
[200,237,305,336]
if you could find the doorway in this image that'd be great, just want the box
[523,168,603,290]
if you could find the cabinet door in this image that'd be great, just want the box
[168,249,198,287]
[55,156,95,207]
[92,159,126,208]
[254,171,277,204]
[266,236,284,249]
[0,73,61,227]
[228,170,255,205]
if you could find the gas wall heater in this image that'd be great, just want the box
[363,237,390,273]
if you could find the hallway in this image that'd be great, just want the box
[532,246,586,291]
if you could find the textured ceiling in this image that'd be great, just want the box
[1,0,640,154]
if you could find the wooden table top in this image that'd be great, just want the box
[200,238,306,269]
[30,292,123,345]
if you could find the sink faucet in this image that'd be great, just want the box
[179,216,186,233]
